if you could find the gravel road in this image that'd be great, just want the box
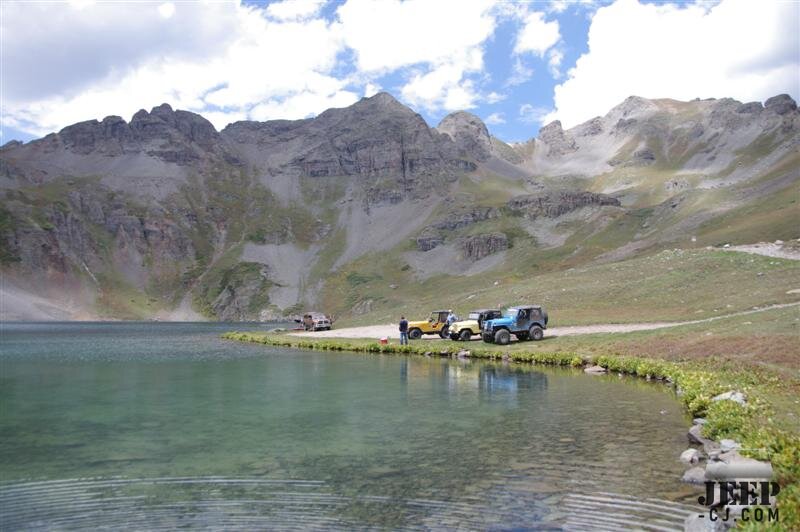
[289,302,800,340]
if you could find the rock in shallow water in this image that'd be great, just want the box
[583,365,607,374]
[682,466,707,484]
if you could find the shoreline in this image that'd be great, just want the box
[223,331,800,529]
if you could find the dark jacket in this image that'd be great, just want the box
[399,319,409,333]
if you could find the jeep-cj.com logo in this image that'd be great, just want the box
[697,480,780,524]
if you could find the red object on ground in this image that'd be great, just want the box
[379,337,388,345]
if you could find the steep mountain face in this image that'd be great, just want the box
[520,95,799,188]
[1,92,797,321]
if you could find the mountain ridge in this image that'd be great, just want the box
[1,91,797,321]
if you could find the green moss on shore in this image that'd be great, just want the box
[222,331,800,528]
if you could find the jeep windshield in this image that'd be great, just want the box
[468,312,481,320]
[504,309,518,318]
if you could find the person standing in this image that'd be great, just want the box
[399,316,409,345]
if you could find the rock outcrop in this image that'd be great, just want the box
[460,233,508,261]
[431,206,500,231]
[506,191,621,218]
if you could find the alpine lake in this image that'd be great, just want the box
[0,322,701,530]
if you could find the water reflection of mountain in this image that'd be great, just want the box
[403,359,547,404]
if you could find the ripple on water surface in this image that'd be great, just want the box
[0,322,700,529]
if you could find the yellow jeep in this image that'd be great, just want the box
[407,310,452,340]
[448,309,502,341]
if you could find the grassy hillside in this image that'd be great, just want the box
[323,248,800,326]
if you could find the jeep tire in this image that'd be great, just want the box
[409,328,422,340]
[459,329,472,342]
[450,332,460,341]
[530,325,544,341]
[482,333,493,343]
[494,329,511,345]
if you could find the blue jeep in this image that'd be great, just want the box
[481,305,549,345]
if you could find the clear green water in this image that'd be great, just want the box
[0,322,699,530]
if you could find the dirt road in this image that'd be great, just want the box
[289,301,800,340]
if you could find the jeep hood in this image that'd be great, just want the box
[485,317,513,327]
[452,319,479,329]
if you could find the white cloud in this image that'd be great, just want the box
[506,58,534,87]
[486,91,506,104]
[485,112,506,125]
[549,0,599,15]
[547,48,564,78]
[336,0,498,112]
[400,49,484,112]
[266,0,326,21]
[2,0,507,135]
[249,90,359,122]
[1,1,349,135]
[519,104,551,124]
[547,0,800,128]
[363,82,382,97]
[157,2,175,19]
[514,11,560,56]
[336,0,496,72]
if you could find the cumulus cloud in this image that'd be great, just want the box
[486,91,507,104]
[336,0,496,73]
[266,0,327,21]
[546,0,800,128]
[2,0,507,135]
[485,112,506,125]
[513,11,560,56]
[547,48,564,78]
[1,1,351,134]
[336,0,498,113]
[519,104,551,124]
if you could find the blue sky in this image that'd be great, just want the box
[1,0,797,144]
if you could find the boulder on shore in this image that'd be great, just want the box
[712,391,746,405]
[680,448,703,465]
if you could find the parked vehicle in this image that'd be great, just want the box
[407,310,452,340]
[299,312,333,331]
[449,309,502,341]
[481,305,548,345]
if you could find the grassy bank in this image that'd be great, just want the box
[223,330,800,528]
[323,247,800,328]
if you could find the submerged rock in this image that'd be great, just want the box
[682,466,706,484]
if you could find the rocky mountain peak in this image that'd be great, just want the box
[609,95,659,119]
[764,94,797,115]
[536,120,578,157]
[436,111,492,161]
